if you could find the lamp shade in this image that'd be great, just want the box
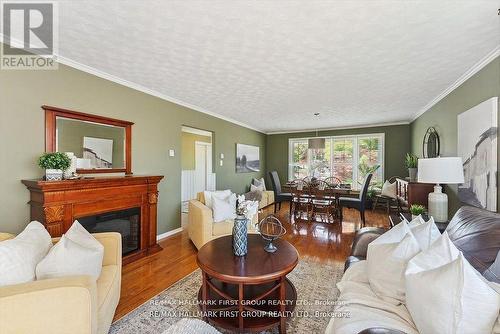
[418,157,464,184]
[308,137,325,150]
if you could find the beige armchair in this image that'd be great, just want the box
[0,231,122,334]
[188,192,259,249]
[258,190,275,209]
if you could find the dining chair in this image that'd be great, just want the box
[339,173,373,227]
[268,171,293,214]
[290,179,312,221]
[311,180,335,223]
[324,176,342,188]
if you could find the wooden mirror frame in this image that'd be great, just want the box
[43,105,133,174]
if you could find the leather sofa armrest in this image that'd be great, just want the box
[0,275,98,334]
[357,328,408,334]
[350,227,387,258]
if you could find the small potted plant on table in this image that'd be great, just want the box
[409,204,426,220]
[405,153,419,182]
[38,152,71,181]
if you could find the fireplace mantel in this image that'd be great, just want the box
[22,175,164,264]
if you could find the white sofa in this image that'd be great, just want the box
[326,260,418,334]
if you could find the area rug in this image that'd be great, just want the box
[110,259,344,334]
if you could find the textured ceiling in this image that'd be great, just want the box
[53,1,500,132]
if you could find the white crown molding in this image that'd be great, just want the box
[156,227,183,241]
[411,45,500,122]
[181,126,213,137]
[266,121,410,135]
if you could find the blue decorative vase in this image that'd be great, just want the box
[232,215,248,256]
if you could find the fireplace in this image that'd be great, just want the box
[22,175,164,264]
[78,207,141,256]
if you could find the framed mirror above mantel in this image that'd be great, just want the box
[43,105,133,174]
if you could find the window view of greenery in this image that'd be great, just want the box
[358,138,382,186]
[289,135,383,189]
[332,139,354,184]
[291,141,309,179]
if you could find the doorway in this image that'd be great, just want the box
[181,126,214,227]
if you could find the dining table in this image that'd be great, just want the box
[284,181,353,221]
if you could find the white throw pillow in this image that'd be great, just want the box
[406,214,426,227]
[66,220,104,252]
[367,222,421,304]
[212,193,236,223]
[490,282,500,334]
[36,221,104,281]
[409,217,440,251]
[405,232,459,276]
[406,253,500,334]
[252,177,266,191]
[250,184,264,192]
[0,221,51,286]
[203,189,232,209]
[380,180,397,198]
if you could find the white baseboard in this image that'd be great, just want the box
[157,227,183,241]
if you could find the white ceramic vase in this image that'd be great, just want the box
[64,152,77,178]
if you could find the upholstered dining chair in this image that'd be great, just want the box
[339,173,373,227]
[269,171,293,214]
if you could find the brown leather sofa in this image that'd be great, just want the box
[344,206,500,334]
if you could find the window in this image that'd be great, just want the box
[288,134,384,189]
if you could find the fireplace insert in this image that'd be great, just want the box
[78,207,140,256]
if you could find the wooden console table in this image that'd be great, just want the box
[396,178,435,211]
[22,175,164,264]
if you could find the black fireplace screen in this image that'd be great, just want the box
[78,207,140,256]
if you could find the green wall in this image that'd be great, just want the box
[57,118,125,168]
[266,124,411,186]
[181,132,212,170]
[410,56,500,214]
[0,61,266,234]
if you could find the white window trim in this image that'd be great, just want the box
[288,133,385,189]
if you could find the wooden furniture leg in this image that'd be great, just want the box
[279,276,286,334]
[238,283,244,330]
[201,272,208,321]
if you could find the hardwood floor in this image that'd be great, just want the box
[114,204,390,321]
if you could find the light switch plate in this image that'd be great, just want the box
[169,149,175,157]
[219,160,223,166]
[220,153,224,159]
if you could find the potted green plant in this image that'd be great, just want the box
[409,204,426,220]
[38,152,71,181]
[405,153,419,182]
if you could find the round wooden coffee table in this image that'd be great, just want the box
[197,234,299,334]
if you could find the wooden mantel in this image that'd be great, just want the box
[22,175,164,264]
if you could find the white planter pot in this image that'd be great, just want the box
[45,169,63,181]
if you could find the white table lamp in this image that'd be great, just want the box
[418,157,464,222]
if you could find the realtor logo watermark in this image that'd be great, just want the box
[1,1,58,69]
